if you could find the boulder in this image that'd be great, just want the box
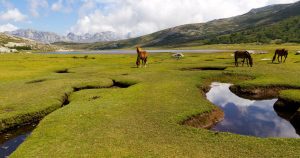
[172,53,184,59]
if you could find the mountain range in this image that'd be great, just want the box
[54,1,300,50]
[6,29,125,44]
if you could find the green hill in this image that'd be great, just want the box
[55,1,300,50]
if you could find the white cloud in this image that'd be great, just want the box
[27,0,48,17]
[0,0,14,9]
[51,0,63,11]
[51,0,75,13]
[0,8,27,22]
[0,23,18,32]
[70,0,299,37]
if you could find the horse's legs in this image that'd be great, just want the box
[246,58,249,67]
[144,57,148,67]
[136,57,141,68]
[235,58,238,67]
[284,55,287,63]
[141,58,144,67]
[242,58,245,67]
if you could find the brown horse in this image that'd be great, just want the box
[136,47,148,67]
[234,51,253,67]
[272,49,288,63]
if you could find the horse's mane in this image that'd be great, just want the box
[137,47,143,52]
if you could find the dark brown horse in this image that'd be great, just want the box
[234,51,253,67]
[136,47,148,68]
[272,49,288,63]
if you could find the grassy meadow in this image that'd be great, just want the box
[0,48,300,157]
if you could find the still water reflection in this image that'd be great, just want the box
[206,82,299,138]
[0,123,36,157]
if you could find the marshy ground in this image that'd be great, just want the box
[0,49,300,157]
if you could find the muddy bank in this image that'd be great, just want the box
[229,85,300,100]
[274,103,300,135]
[73,80,133,92]
[274,97,300,136]
[230,84,300,111]
[291,110,300,135]
[274,98,300,112]
[182,108,224,129]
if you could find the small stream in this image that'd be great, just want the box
[0,80,134,157]
[206,82,299,138]
[0,123,37,157]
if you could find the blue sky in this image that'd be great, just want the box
[0,0,299,36]
[0,0,79,34]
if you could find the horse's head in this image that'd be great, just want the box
[249,57,253,67]
[136,46,142,52]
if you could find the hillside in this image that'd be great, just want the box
[0,33,57,53]
[55,1,300,50]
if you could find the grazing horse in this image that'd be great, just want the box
[136,47,148,68]
[234,51,253,67]
[272,49,288,63]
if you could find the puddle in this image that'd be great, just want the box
[26,79,47,84]
[182,66,227,71]
[0,123,37,157]
[55,69,69,73]
[206,82,299,138]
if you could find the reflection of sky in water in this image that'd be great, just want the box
[0,133,30,157]
[206,82,299,138]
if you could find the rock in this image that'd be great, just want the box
[0,47,14,53]
[172,53,184,59]
[295,51,300,55]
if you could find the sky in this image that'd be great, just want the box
[0,0,299,37]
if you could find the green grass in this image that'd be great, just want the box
[0,49,299,157]
[280,90,300,102]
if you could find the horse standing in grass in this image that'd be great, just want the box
[136,47,148,68]
[272,49,288,63]
[234,51,253,67]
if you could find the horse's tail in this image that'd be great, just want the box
[272,50,277,63]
